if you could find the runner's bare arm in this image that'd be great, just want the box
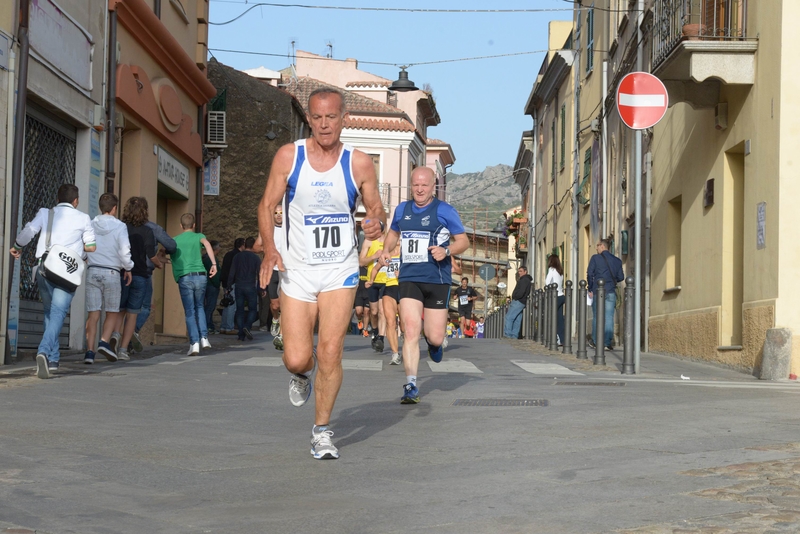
[352,150,385,241]
[379,229,400,265]
[258,143,293,288]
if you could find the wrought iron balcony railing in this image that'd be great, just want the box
[653,0,748,69]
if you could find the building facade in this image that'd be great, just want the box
[523,0,800,375]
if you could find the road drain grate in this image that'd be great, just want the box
[555,381,625,386]
[451,399,548,407]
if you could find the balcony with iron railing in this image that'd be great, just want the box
[652,0,756,109]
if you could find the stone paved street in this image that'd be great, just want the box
[1,333,799,533]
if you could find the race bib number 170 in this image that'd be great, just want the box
[303,213,351,264]
[401,231,430,264]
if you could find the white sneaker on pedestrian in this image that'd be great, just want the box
[390,352,402,365]
[310,429,339,460]
[200,337,211,349]
[117,349,130,361]
[36,354,50,379]
[131,331,144,353]
[288,350,316,407]
[109,332,121,353]
[270,318,281,337]
[187,342,200,356]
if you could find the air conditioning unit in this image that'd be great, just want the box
[207,111,226,144]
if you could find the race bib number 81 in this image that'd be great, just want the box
[303,213,351,264]
[401,231,430,264]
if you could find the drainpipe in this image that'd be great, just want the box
[105,8,118,193]
[5,0,31,365]
[1,48,17,365]
[602,60,609,238]
[571,51,581,314]
[529,110,538,279]
[196,105,204,231]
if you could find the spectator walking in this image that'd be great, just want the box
[219,238,245,334]
[85,193,134,364]
[587,238,624,350]
[503,266,532,338]
[228,236,262,342]
[133,219,176,352]
[112,197,158,361]
[545,255,566,346]
[10,184,96,378]
[203,240,222,334]
[170,213,218,355]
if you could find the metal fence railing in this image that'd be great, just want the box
[653,0,748,70]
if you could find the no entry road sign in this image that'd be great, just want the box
[616,72,669,130]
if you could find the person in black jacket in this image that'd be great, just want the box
[228,236,262,341]
[587,238,625,349]
[504,266,532,338]
[218,237,245,334]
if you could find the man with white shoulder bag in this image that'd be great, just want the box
[10,184,96,378]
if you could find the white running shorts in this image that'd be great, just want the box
[279,266,359,303]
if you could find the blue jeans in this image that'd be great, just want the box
[119,274,148,314]
[178,274,208,344]
[135,276,154,333]
[503,300,526,338]
[592,288,617,347]
[204,284,220,331]
[36,271,75,363]
[235,284,259,338]
[220,284,235,331]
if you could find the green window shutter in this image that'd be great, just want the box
[578,148,592,205]
[586,8,594,72]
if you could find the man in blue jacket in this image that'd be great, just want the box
[587,238,624,350]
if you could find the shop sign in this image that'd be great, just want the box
[29,0,93,91]
[204,156,220,196]
[158,146,190,198]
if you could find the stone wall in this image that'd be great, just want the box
[649,304,775,374]
[203,60,306,250]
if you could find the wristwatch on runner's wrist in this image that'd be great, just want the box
[445,247,451,257]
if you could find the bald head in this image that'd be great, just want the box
[410,167,437,207]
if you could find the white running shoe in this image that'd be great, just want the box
[390,352,402,365]
[117,349,130,361]
[273,334,284,351]
[200,337,211,349]
[310,429,339,460]
[288,350,316,406]
[187,342,200,356]
[270,318,280,337]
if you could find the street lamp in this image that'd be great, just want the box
[389,66,418,92]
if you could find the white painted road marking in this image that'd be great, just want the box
[427,358,483,374]
[619,93,666,107]
[512,361,585,376]
[159,356,207,365]
[230,357,284,367]
[342,360,383,371]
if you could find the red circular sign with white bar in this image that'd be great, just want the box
[616,72,669,130]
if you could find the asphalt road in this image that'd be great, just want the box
[1,333,799,533]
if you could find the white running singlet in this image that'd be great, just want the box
[282,140,360,271]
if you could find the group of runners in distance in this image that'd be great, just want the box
[256,87,469,460]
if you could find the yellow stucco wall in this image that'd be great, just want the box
[648,0,788,366]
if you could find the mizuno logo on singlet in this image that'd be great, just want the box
[402,231,429,239]
[304,213,349,225]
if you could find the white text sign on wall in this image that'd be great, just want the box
[158,146,190,198]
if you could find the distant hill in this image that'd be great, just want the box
[446,164,522,226]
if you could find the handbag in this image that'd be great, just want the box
[40,208,85,292]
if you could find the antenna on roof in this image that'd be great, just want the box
[290,39,296,67]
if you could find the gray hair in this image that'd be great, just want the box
[308,87,346,113]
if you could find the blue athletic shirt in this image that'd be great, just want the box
[391,198,465,285]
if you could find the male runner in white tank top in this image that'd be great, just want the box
[257,88,385,460]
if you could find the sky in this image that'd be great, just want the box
[208,0,573,174]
